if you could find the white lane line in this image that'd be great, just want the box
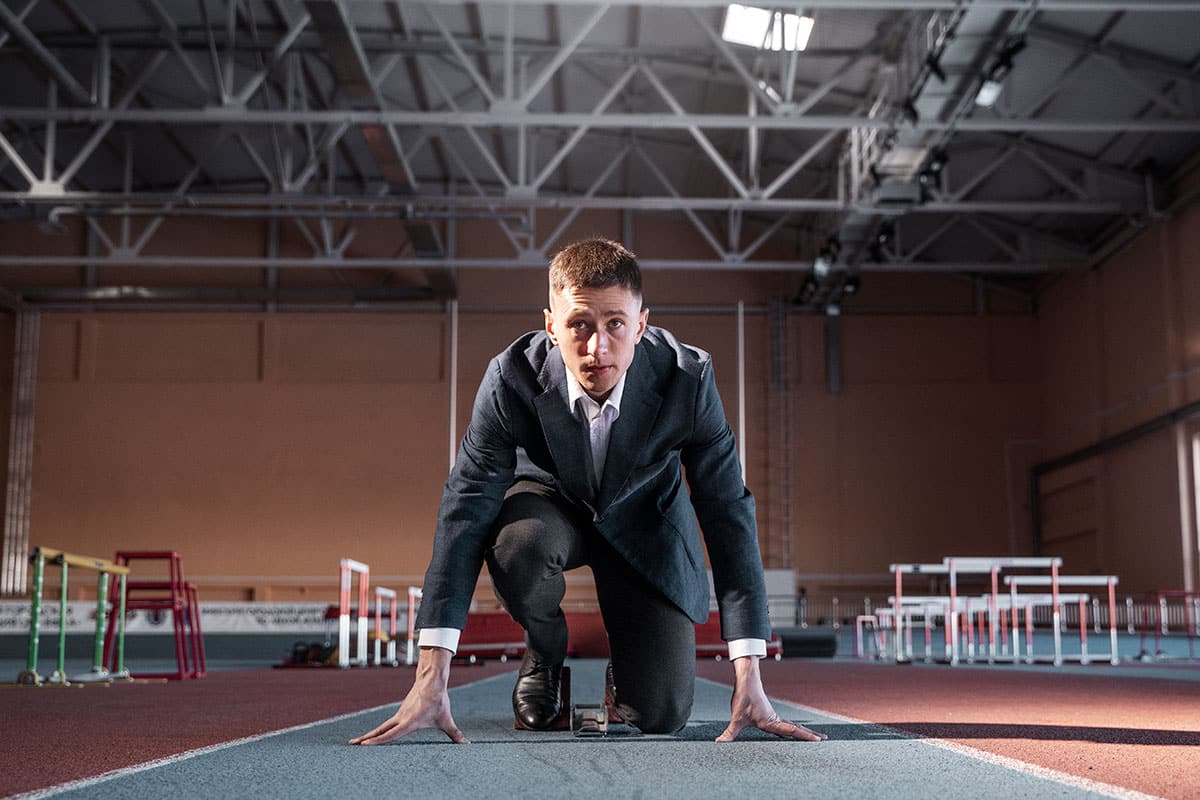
[9,670,518,800]
[696,679,1163,800]
[7,704,399,800]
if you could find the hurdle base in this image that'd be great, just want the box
[69,666,113,684]
[15,669,42,686]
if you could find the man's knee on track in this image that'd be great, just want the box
[623,697,691,735]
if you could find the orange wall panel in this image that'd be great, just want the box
[91,317,261,383]
[1035,179,1200,591]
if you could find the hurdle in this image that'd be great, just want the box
[942,557,1063,665]
[997,590,1094,665]
[405,586,422,666]
[875,597,946,662]
[1006,575,1120,666]
[338,558,370,668]
[855,614,881,659]
[373,587,399,667]
[883,594,988,663]
[1137,590,1200,661]
[889,563,952,663]
[17,546,130,686]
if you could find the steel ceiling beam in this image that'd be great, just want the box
[407,0,1200,8]
[0,254,1078,273]
[5,106,1198,132]
[0,1,92,105]
[0,190,1129,214]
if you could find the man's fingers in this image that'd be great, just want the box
[715,721,745,743]
[760,718,827,741]
[349,717,401,745]
[444,724,470,744]
[353,721,410,746]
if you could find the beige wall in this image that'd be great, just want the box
[1034,154,1200,593]
[4,179,1197,602]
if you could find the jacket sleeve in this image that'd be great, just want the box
[679,361,771,641]
[414,358,517,630]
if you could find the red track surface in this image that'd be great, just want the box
[0,663,513,797]
[698,660,1200,799]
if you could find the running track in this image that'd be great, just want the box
[2,659,1197,799]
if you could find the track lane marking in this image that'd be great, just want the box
[15,670,1161,800]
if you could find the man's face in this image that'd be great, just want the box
[545,284,649,402]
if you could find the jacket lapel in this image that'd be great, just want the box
[597,348,662,512]
[533,351,595,505]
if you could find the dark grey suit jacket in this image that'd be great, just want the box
[414,325,770,642]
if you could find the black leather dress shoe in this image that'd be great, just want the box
[513,659,563,730]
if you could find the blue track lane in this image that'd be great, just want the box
[32,659,1139,800]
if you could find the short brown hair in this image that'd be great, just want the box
[548,238,642,299]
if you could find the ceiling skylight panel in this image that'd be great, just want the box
[721,5,814,52]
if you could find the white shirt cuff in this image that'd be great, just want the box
[417,627,460,654]
[728,638,767,660]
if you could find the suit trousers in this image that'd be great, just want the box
[485,480,696,734]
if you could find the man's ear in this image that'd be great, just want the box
[634,307,649,343]
[544,307,558,345]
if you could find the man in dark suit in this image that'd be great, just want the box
[352,238,824,744]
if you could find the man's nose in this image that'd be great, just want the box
[588,330,608,355]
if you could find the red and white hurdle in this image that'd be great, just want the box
[942,557,1063,665]
[374,587,399,667]
[338,558,370,668]
[1006,574,1120,666]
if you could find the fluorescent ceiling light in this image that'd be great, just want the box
[722,4,814,52]
[974,79,1003,107]
[757,79,783,104]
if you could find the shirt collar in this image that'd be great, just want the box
[566,369,626,418]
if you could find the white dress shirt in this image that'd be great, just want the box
[419,370,767,661]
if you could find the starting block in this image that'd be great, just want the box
[571,704,609,737]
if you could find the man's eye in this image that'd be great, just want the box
[609,320,624,329]
[571,320,589,330]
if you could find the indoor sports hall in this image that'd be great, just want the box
[1,2,1199,798]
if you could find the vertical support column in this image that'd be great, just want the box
[765,301,792,574]
[43,82,57,182]
[448,299,459,470]
[265,218,279,313]
[825,308,842,395]
[2,309,40,596]
[736,301,745,484]
[1191,430,1200,592]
